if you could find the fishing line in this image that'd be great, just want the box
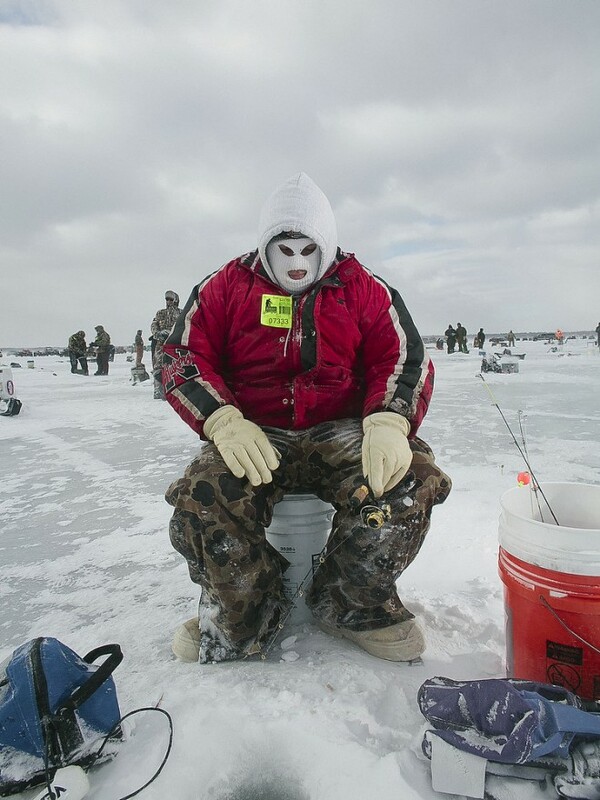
[257,513,358,659]
[478,373,559,525]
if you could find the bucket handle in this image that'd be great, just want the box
[540,596,600,657]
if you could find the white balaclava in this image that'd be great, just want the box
[258,173,338,295]
[265,234,320,295]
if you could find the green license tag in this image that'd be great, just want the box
[260,294,292,328]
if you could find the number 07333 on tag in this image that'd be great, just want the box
[260,294,292,328]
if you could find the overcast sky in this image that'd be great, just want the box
[1,0,599,347]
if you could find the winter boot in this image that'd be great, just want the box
[172,617,200,662]
[318,618,425,662]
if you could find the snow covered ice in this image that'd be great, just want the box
[1,338,599,800]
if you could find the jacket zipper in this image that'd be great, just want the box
[292,296,303,362]
[290,296,304,425]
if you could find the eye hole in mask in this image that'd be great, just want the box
[278,242,318,257]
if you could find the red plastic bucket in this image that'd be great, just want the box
[499,482,600,700]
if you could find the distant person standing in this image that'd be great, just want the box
[68,330,88,375]
[134,329,145,367]
[475,327,485,349]
[455,323,468,353]
[151,290,181,399]
[93,325,111,375]
[507,330,516,346]
[596,322,600,347]
[444,324,456,354]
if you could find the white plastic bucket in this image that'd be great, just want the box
[498,482,600,699]
[266,494,333,624]
[27,360,34,369]
[0,368,15,401]
[499,482,600,575]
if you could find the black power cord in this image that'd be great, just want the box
[91,706,174,800]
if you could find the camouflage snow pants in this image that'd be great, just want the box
[165,419,451,663]
[152,341,166,400]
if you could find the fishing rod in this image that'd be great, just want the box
[517,410,546,524]
[477,372,560,525]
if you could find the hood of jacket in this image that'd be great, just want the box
[257,173,338,287]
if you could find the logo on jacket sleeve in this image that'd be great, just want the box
[260,295,292,328]
[162,349,201,392]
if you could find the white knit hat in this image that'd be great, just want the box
[258,173,338,286]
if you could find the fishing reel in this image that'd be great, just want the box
[350,485,391,528]
[350,481,416,529]
[350,472,417,530]
[362,502,392,529]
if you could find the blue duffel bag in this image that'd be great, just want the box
[0,637,122,796]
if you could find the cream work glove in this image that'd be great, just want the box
[362,412,412,499]
[204,405,280,486]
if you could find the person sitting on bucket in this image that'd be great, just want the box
[162,173,452,664]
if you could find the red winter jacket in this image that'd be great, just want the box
[162,250,433,439]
